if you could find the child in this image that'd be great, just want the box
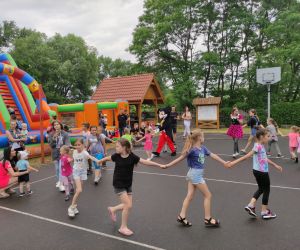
[16,151,38,197]
[60,146,74,201]
[136,128,154,160]
[288,126,299,163]
[18,123,28,149]
[121,128,135,146]
[87,126,105,184]
[98,138,163,236]
[226,107,243,158]
[226,129,283,219]
[266,118,282,157]
[81,123,90,146]
[164,129,227,227]
[241,109,263,154]
[68,139,101,218]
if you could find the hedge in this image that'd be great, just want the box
[220,102,300,127]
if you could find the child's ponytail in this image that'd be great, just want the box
[182,129,204,155]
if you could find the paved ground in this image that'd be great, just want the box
[0,134,299,250]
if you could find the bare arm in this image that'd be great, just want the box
[139,158,162,168]
[136,136,145,143]
[210,153,227,165]
[227,151,254,168]
[165,154,186,168]
[5,131,21,142]
[7,167,29,177]
[267,158,283,172]
[98,156,112,164]
[28,166,39,172]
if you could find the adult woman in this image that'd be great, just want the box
[182,106,192,138]
[226,107,244,158]
[6,120,26,151]
[0,147,30,198]
[48,121,70,190]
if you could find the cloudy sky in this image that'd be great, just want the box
[0,0,144,61]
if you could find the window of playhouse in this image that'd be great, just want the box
[60,113,76,128]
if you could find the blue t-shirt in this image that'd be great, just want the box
[187,146,211,169]
[16,159,29,171]
[252,143,268,172]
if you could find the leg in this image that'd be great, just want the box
[71,179,82,207]
[196,183,213,221]
[274,141,281,155]
[54,160,60,183]
[261,173,270,213]
[19,182,24,194]
[62,176,70,195]
[119,192,133,231]
[250,170,265,207]
[26,182,31,192]
[242,135,254,152]
[156,133,166,154]
[186,121,191,135]
[267,140,272,154]
[179,182,196,220]
[146,150,151,159]
[165,134,176,153]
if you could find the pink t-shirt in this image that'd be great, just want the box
[0,161,11,189]
[288,132,299,148]
[60,155,73,177]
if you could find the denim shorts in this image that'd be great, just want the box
[251,128,257,136]
[186,168,205,184]
[92,153,104,170]
[73,168,87,181]
[114,186,132,195]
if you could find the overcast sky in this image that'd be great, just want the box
[0,0,144,61]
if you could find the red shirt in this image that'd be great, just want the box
[60,155,73,177]
[0,161,11,188]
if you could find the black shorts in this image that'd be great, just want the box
[18,170,29,183]
[114,186,132,195]
[171,124,177,133]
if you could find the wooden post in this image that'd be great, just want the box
[154,99,158,123]
[195,105,198,128]
[39,85,45,164]
[138,103,142,126]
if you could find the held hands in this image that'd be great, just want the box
[160,164,168,169]
[275,164,283,172]
[224,161,233,168]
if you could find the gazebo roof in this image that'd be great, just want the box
[193,97,221,105]
[91,73,164,104]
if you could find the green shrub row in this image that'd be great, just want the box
[220,102,300,127]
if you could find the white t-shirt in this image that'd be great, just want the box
[73,150,90,170]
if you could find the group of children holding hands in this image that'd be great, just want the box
[5,110,299,238]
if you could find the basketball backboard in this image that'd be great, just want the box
[256,67,281,85]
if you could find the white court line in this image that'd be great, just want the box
[0,206,165,250]
[105,169,300,191]
[12,175,56,190]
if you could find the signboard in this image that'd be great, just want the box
[197,105,217,120]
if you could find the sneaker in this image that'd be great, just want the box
[163,150,168,153]
[240,150,246,155]
[232,153,238,159]
[244,206,257,217]
[261,209,277,219]
[170,152,176,156]
[152,152,160,157]
[73,206,79,215]
[296,157,298,163]
[68,206,75,217]
[277,154,283,158]
[70,188,74,195]
[55,181,60,188]
[65,195,70,201]
[148,154,154,161]
[94,176,101,185]
[267,153,271,157]
[19,192,26,197]
[59,184,65,192]
[27,190,33,195]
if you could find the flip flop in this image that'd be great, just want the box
[107,207,116,222]
[118,228,134,236]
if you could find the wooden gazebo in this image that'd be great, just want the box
[91,73,164,125]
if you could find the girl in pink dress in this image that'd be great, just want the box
[288,126,299,163]
[137,128,154,160]
[226,107,244,158]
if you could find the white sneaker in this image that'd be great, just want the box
[73,206,79,215]
[56,181,60,188]
[59,184,65,192]
[68,206,75,217]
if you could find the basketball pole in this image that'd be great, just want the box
[267,83,271,119]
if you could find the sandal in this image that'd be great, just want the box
[177,215,192,227]
[204,217,220,227]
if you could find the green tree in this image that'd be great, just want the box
[0,21,19,52]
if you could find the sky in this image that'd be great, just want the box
[0,0,144,61]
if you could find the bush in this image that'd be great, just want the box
[271,102,300,126]
[220,102,300,127]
